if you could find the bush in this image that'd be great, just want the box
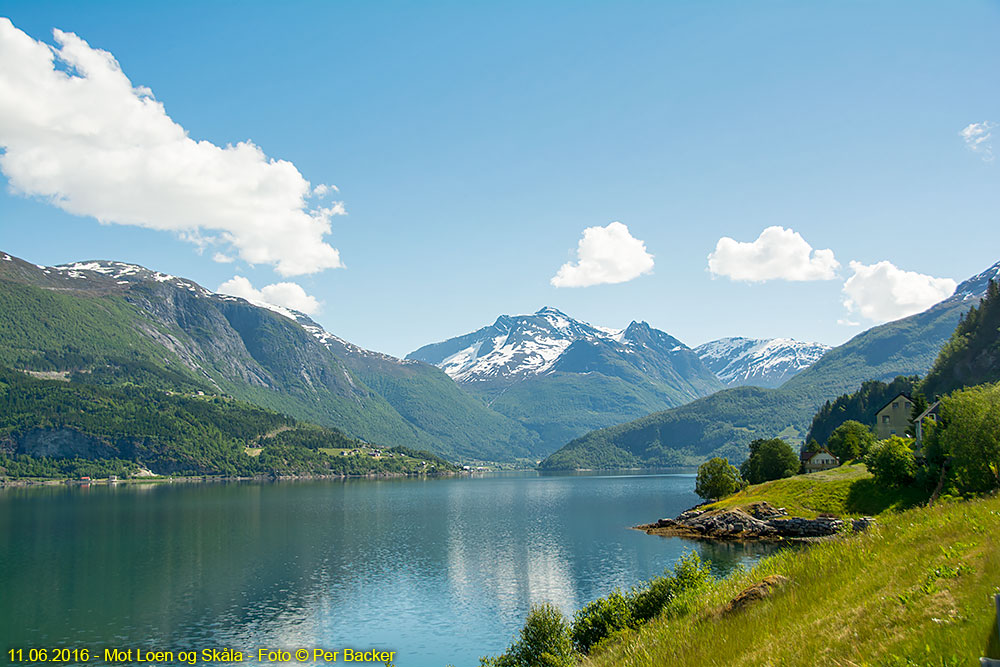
[695,457,743,499]
[865,436,917,487]
[569,552,713,655]
[936,383,1000,493]
[826,420,876,461]
[571,590,632,654]
[740,438,799,484]
[480,602,575,667]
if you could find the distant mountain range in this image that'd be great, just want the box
[540,260,1000,470]
[0,251,539,462]
[6,246,991,470]
[694,337,831,388]
[408,308,726,453]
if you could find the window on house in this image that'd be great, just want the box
[893,402,898,409]
[883,415,890,423]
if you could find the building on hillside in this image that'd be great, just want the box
[801,448,839,473]
[874,393,913,440]
[913,400,941,448]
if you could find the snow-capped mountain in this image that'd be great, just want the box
[408,306,706,385]
[407,308,725,452]
[694,337,832,388]
[409,306,631,383]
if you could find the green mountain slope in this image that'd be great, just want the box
[541,260,999,469]
[0,252,536,461]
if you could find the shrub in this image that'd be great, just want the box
[571,589,632,654]
[480,602,575,667]
[695,457,743,500]
[865,436,917,487]
[936,383,1000,493]
[569,552,713,655]
[631,552,711,624]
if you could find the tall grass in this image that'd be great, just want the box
[586,493,1000,665]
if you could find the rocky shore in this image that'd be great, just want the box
[636,501,875,542]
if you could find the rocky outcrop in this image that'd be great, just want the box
[722,575,790,615]
[637,501,875,541]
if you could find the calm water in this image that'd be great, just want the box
[0,473,782,666]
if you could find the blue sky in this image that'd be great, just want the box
[1,1,998,357]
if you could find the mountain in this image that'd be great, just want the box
[540,260,1000,470]
[0,251,538,461]
[694,337,831,388]
[407,308,725,453]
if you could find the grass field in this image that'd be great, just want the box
[586,492,1000,666]
[704,463,930,518]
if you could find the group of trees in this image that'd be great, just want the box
[694,436,800,500]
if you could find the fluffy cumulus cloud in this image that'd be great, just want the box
[708,226,839,282]
[217,276,321,316]
[841,261,956,324]
[550,222,654,288]
[0,19,344,276]
[960,121,995,161]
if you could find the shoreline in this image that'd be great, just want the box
[0,469,466,488]
[634,500,875,543]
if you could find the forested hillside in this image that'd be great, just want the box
[0,367,455,478]
[922,279,1000,398]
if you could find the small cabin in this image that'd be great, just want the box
[802,448,839,473]
[874,393,913,440]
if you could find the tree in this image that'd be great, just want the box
[826,420,876,462]
[864,436,916,487]
[695,457,743,500]
[740,438,799,484]
[936,383,1000,492]
[481,602,576,667]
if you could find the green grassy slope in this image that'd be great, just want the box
[703,463,929,518]
[587,493,1000,666]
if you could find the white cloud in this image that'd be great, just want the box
[217,276,321,316]
[960,121,995,161]
[212,252,235,264]
[707,226,839,282]
[0,19,344,276]
[842,260,956,323]
[551,222,654,288]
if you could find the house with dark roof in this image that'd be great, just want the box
[874,393,913,440]
[801,447,839,473]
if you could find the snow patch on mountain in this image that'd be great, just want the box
[695,337,831,388]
